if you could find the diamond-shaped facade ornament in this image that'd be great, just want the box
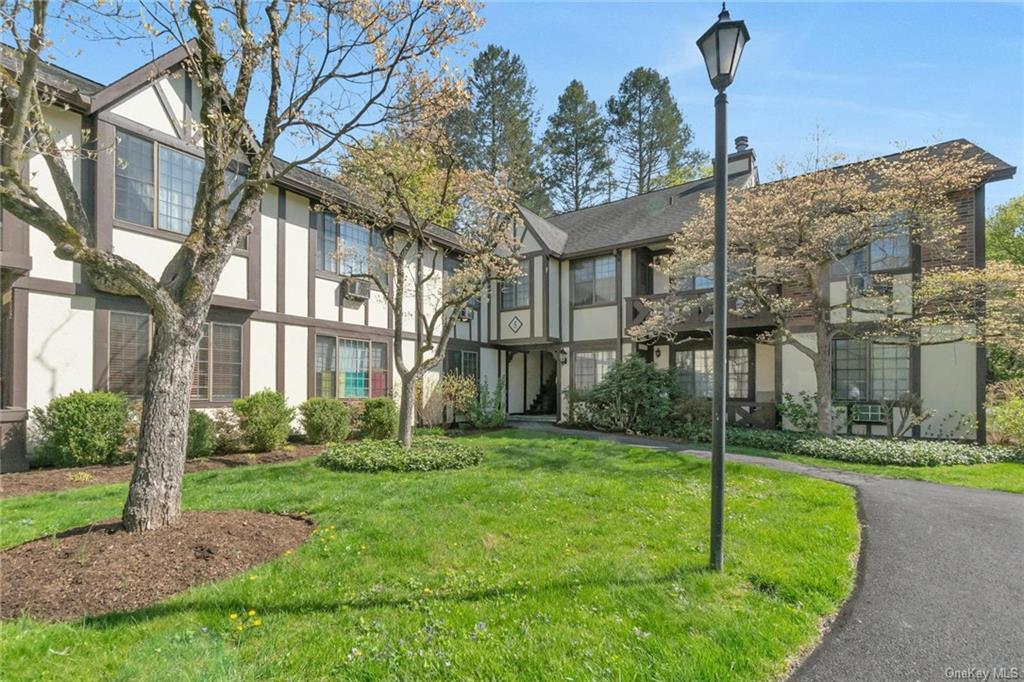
[508,316,523,333]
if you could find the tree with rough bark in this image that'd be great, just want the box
[335,124,521,447]
[631,142,994,436]
[0,0,480,531]
[542,80,613,213]
[445,44,549,214]
[606,67,706,197]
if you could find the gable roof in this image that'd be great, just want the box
[518,204,568,255]
[0,44,103,110]
[536,139,1015,259]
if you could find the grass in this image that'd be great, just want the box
[709,444,1024,495]
[1,430,859,681]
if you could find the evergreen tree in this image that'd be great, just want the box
[447,45,550,213]
[606,67,707,196]
[542,80,614,212]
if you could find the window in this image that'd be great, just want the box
[158,146,203,233]
[634,250,655,296]
[675,265,714,293]
[831,225,911,280]
[832,338,910,404]
[109,312,150,397]
[572,255,616,306]
[115,131,219,236]
[315,214,381,277]
[446,349,478,379]
[115,132,155,226]
[191,322,242,401]
[501,271,530,309]
[674,347,750,400]
[573,350,615,391]
[315,336,389,399]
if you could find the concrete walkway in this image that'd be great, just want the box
[514,423,1024,681]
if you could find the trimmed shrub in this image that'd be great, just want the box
[186,410,217,459]
[789,434,1021,467]
[300,398,352,444]
[233,389,294,452]
[30,391,130,467]
[212,408,246,453]
[318,436,482,473]
[566,357,681,434]
[360,397,398,440]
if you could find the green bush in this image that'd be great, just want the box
[567,357,682,434]
[318,436,483,473]
[30,391,130,467]
[989,394,1024,449]
[212,408,246,453]
[186,410,217,459]
[777,391,819,432]
[233,390,294,452]
[299,398,352,444]
[789,434,1021,467]
[466,377,506,429]
[360,397,398,440]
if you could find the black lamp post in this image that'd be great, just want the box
[696,2,749,572]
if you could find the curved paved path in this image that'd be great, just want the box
[513,422,1024,681]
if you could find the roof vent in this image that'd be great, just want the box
[734,136,749,152]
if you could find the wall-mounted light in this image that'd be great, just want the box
[654,348,662,359]
[558,348,569,365]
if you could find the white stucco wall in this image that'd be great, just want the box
[110,85,179,137]
[25,292,94,410]
[249,321,277,392]
[572,306,617,341]
[314,278,340,320]
[282,324,308,407]
[283,191,309,316]
[755,343,775,402]
[259,190,278,312]
[921,341,978,439]
[28,106,82,283]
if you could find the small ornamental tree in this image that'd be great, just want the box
[633,141,995,436]
[336,123,521,447]
[1,0,480,531]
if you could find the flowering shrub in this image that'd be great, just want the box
[790,435,1021,467]
[466,378,506,429]
[318,436,483,472]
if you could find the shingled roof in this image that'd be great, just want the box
[521,139,1014,259]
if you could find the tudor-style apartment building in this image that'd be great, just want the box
[0,47,1016,471]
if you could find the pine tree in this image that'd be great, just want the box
[447,45,550,214]
[606,67,707,196]
[542,80,614,213]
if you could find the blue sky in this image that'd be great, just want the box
[43,1,1023,212]
[465,1,1023,211]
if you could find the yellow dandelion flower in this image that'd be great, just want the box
[422,587,432,594]
[284,549,293,556]
[247,610,256,617]
[229,613,238,620]
[252,619,262,627]
[249,576,257,581]
[355,649,363,657]
[236,625,244,632]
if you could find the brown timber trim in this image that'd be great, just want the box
[10,288,28,408]
[774,343,784,424]
[250,310,395,340]
[98,111,200,158]
[94,120,115,252]
[0,102,29,260]
[247,207,261,307]
[308,199,317,319]
[275,322,285,393]
[152,81,185,139]
[615,249,623,352]
[276,188,287,314]
[92,308,110,391]
[307,327,316,399]
[542,256,550,339]
[974,185,987,444]
[529,257,536,337]
[88,42,196,113]
[183,75,194,142]
[241,319,251,397]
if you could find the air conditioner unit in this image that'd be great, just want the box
[458,307,476,322]
[341,277,371,301]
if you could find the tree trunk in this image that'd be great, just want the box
[812,333,835,436]
[398,375,416,448]
[121,319,200,532]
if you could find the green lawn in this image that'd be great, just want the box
[713,445,1024,494]
[1,430,858,681]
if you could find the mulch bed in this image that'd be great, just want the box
[0,444,323,499]
[1,510,313,622]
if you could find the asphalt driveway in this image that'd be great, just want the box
[513,422,1024,681]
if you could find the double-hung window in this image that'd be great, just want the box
[315,214,381,277]
[831,225,911,290]
[191,322,243,402]
[445,349,479,379]
[832,338,911,419]
[674,265,714,293]
[571,255,616,306]
[108,312,150,397]
[572,350,616,391]
[314,336,389,399]
[107,312,241,402]
[674,347,750,400]
[500,270,530,309]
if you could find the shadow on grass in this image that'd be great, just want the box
[76,561,711,631]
